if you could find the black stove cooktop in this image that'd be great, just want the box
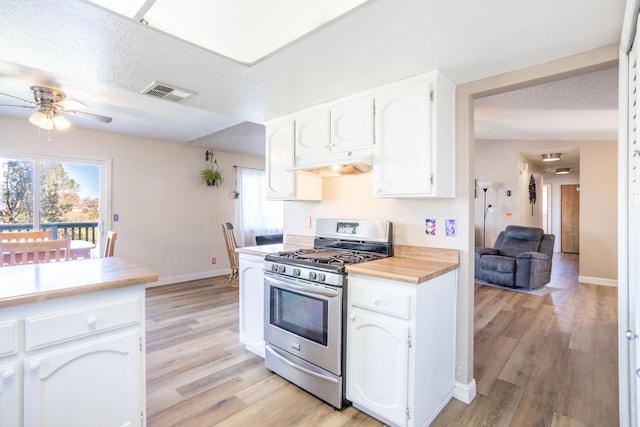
[266,248,380,268]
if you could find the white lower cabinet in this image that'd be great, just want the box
[239,253,266,357]
[0,360,20,427]
[0,285,145,427]
[24,331,142,427]
[348,310,409,426]
[346,271,457,427]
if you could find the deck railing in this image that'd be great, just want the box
[0,222,100,243]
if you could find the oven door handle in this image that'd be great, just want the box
[266,346,339,384]
[266,275,339,298]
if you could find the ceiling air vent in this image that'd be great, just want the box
[141,81,196,103]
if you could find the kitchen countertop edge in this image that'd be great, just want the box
[0,257,158,308]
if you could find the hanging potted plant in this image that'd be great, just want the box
[200,150,224,188]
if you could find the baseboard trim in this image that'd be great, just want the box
[578,275,618,287]
[147,269,231,287]
[453,379,477,404]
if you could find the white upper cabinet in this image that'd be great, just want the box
[330,97,374,151]
[265,118,322,201]
[293,97,375,168]
[373,71,455,198]
[295,110,331,157]
[265,70,455,199]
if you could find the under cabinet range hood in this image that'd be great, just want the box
[288,149,373,177]
[289,162,372,177]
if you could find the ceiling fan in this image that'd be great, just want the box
[0,86,112,132]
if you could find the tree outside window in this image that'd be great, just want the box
[1,158,101,242]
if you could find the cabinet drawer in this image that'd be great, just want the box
[0,320,18,357]
[350,286,411,319]
[25,297,141,351]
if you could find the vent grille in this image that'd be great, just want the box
[141,82,196,103]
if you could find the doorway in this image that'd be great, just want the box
[560,184,580,253]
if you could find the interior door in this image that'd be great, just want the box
[560,184,580,253]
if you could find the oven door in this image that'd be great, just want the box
[264,272,342,375]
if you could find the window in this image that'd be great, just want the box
[234,167,283,246]
[0,154,109,255]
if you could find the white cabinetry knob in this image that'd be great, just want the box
[29,361,40,371]
[86,316,97,327]
[373,298,381,306]
[2,368,14,379]
[350,315,356,321]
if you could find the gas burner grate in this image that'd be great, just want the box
[272,248,379,266]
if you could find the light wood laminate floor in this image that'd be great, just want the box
[146,253,618,426]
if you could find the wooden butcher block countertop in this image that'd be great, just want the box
[346,245,459,284]
[0,257,158,308]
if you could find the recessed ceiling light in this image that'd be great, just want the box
[555,168,570,174]
[542,153,562,162]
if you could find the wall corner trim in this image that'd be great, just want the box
[453,379,477,404]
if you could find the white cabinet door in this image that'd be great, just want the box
[347,309,409,427]
[295,110,330,157]
[331,97,374,151]
[239,254,265,357]
[373,81,432,197]
[0,361,20,427]
[266,119,295,200]
[24,330,143,427]
[266,119,322,201]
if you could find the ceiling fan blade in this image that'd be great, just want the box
[55,99,88,110]
[63,109,113,123]
[0,91,37,107]
[0,103,36,109]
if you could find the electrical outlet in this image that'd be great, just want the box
[305,216,312,228]
[212,257,216,265]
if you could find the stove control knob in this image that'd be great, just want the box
[317,273,326,282]
[278,265,286,273]
[309,271,317,280]
[292,268,301,276]
[271,264,279,272]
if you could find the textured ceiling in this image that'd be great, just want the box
[475,66,619,141]
[0,0,626,156]
[475,66,619,176]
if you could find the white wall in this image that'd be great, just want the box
[284,173,465,249]
[0,116,264,284]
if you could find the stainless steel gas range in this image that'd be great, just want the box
[263,218,392,409]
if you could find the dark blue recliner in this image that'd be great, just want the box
[475,225,555,289]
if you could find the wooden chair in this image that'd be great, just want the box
[0,230,51,242]
[104,231,117,257]
[0,239,71,266]
[222,223,239,284]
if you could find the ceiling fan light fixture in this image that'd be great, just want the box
[52,112,71,130]
[28,110,54,130]
[555,168,571,175]
[541,153,562,162]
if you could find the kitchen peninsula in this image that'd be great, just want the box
[0,257,158,427]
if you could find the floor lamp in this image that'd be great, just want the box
[478,181,492,247]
